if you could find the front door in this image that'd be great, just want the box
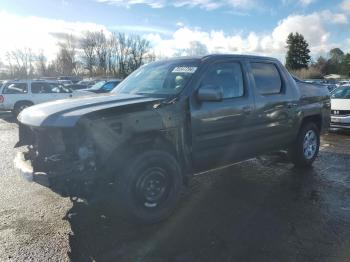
[190,60,256,171]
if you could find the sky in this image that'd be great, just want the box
[0,0,350,63]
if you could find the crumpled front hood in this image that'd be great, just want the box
[18,93,161,127]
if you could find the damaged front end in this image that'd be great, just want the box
[15,123,98,196]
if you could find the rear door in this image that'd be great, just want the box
[248,61,298,152]
[31,82,72,104]
[1,82,29,110]
[190,60,257,170]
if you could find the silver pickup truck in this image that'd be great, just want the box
[15,54,330,223]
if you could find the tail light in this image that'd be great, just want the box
[0,95,4,103]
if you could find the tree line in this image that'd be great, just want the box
[285,32,350,79]
[1,30,349,80]
[1,31,155,79]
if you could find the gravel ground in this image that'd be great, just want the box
[1,111,350,262]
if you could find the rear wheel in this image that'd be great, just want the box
[116,150,183,224]
[288,122,320,168]
[13,101,33,116]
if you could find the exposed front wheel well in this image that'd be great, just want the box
[106,134,188,183]
[13,100,34,116]
[14,100,34,108]
[301,115,322,131]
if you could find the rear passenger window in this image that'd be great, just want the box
[2,83,28,94]
[251,63,282,95]
[201,62,244,99]
[31,82,46,94]
[32,82,67,93]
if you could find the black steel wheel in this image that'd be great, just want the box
[116,150,183,224]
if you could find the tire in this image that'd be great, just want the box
[116,150,183,224]
[13,102,33,116]
[288,122,320,168]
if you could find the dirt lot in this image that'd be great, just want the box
[1,110,350,262]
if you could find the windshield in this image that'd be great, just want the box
[89,81,107,90]
[331,86,350,99]
[100,81,120,92]
[112,61,199,96]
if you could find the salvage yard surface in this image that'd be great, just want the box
[0,110,350,262]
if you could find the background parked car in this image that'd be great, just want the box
[0,80,91,115]
[77,79,102,88]
[58,80,74,86]
[330,85,350,129]
[57,76,82,84]
[66,83,89,90]
[84,79,122,93]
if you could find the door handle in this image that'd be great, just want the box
[242,106,252,114]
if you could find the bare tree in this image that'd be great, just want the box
[36,50,47,77]
[128,35,151,72]
[46,61,59,77]
[111,33,153,77]
[5,48,35,78]
[94,31,108,76]
[80,31,97,77]
[175,41,208,57]
[55,35,77,75]
[5,52,15,78]
[114,33,132,78]
[1,31,155,79]
[106,35,118,76]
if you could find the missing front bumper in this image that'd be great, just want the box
[14,151,50,187]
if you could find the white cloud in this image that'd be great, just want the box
[0,11,109,61]
[112,24,172,35]
[149,11,343,59]
[282,0,316,6]
[97,0,258,10]
[0,9,347,65]
[269,13,330,54]
[97,0,165,8]
[299,0,316,6]
[320,10,348,24]
[340,0,350,11]
[176,21,185,27]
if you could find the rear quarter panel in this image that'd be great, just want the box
[297,82,331,133]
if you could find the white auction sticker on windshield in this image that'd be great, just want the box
[172,66,198,74]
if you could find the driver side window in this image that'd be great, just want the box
[200,62,244,99]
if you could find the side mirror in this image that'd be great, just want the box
[197,84,223,102]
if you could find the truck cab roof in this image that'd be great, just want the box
[161,54,280,63]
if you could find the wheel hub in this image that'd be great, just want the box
[303,130,317,160]
[135,167,169,208]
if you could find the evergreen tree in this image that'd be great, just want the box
[340,53,350,77]
[328,48,345,74]
[285,33,311,70]
[329,48,344,63]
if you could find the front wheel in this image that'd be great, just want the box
[13,102,33,116]
[288,122,320,168]
[116,150,183,224]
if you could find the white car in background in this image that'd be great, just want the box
[330,85,350,129]
[0,80,91,115]
[58,80,74,86]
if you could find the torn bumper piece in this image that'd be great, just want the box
[14,151,50,187]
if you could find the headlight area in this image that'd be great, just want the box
[17,125,98,196]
